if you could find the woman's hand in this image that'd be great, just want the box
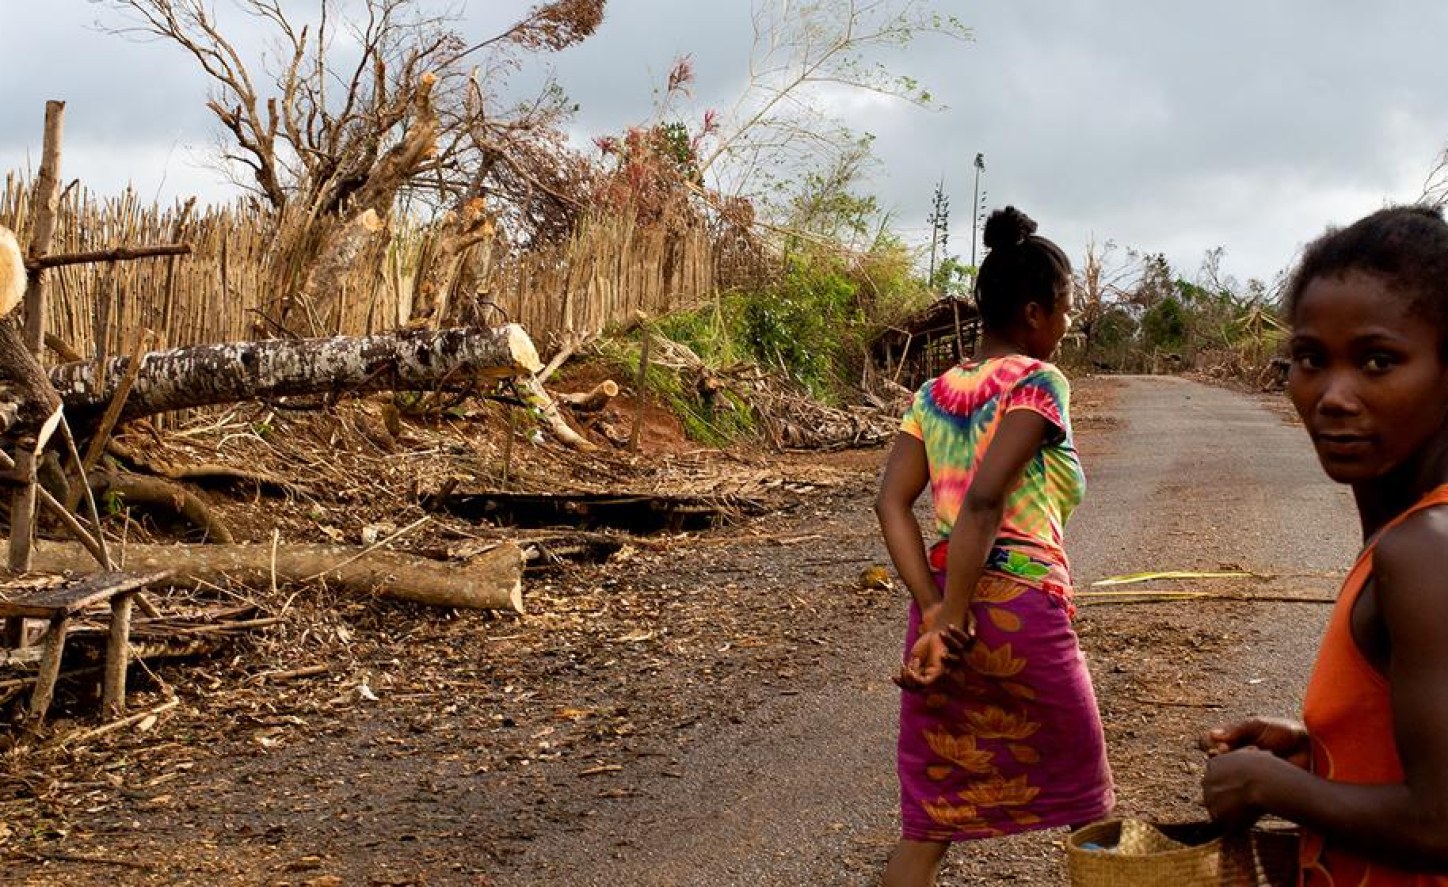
[1202,746,1291,829]
[895,624,973,691]
[1201,717,1311,768]
[922,600,978,641]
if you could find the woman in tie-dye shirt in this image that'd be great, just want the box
[875,207,1113,887]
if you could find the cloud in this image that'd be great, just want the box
[4,0,1448,288]
[857,1,1448,283]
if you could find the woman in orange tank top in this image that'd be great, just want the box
[1200,206,1448,884]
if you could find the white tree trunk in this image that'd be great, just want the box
[50,325,541,423]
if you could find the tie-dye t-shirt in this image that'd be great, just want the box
[899,355,1084,592]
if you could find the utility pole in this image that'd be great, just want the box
[970,152,985,267]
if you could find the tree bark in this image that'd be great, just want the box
[50,325,542,424]
[24,539,526,613]
[290,209,386,335]
[24,100,64,358]
[29,244,190,271]
[410,197,496,326]
[88,471,235,543]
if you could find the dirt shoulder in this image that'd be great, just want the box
[0,375,1360,886]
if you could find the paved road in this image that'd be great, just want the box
[500,375,1359,886]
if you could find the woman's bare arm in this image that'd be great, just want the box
[875,433,940,614]
[898,410,1052,687]
[935,410,1051,630]
[1205,509,1448,869]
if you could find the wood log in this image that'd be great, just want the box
[0,225,23,319]
[49,325,542,424]
[23,539,526,613]
[24,101,64,357]
[557,379,618,412]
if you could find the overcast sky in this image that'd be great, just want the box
[3,1,1447,290]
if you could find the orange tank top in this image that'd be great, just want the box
[1299,483,1448,886]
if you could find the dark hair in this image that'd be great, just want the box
[1286,204,1448,338]
[976,206,1072,332]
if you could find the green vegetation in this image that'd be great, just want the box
[594,222,933,446]
[1064,245,1286,377]
[593,336,757,448]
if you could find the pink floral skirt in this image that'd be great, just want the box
[897,573,1113,842]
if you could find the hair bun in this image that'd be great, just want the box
[982,206,1038,251]
[1408,203,1447,224]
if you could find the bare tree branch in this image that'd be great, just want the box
[697,0,969,206]
[100,0,613,330]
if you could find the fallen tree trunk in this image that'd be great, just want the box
[24,539,526,613]
[50,325,541,423]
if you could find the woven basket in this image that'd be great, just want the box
[1066,819,1298,887]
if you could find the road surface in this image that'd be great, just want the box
[499,374,1359,886]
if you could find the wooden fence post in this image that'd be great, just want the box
[24,100,65,359]
[629,313,652,452]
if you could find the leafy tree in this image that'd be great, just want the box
[1093,305,1139,353]
[1131,252,1176,311]
[930,256,974,299]
[782,135,883,247]
[1140,296,1188,351]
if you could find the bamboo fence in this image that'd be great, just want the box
[0,174,728,363]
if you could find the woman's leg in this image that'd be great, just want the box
[883,838,949,887]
